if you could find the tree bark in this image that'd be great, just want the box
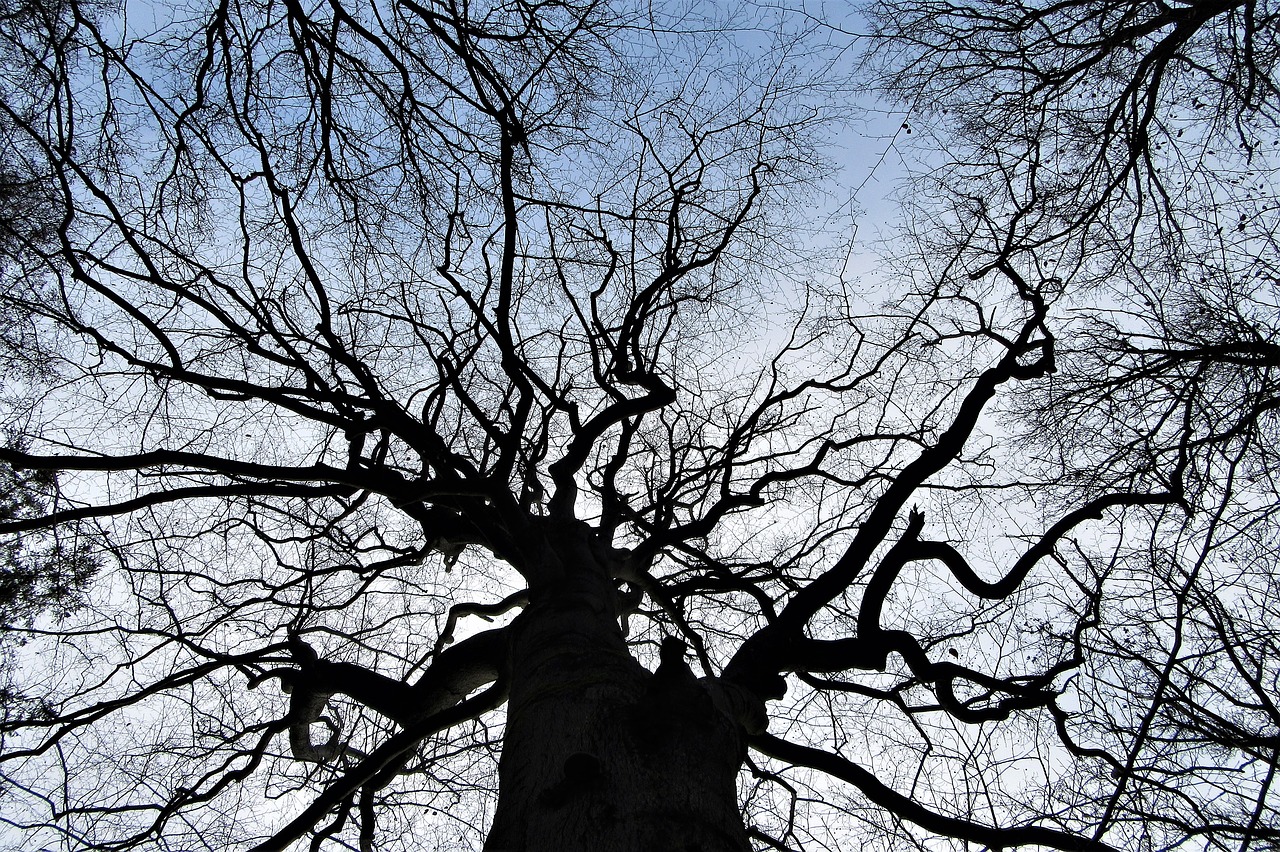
[483,547,752,852]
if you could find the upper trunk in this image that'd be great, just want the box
[483,533,753,852]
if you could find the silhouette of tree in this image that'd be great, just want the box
[0,0,1277,850]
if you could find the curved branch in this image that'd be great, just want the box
[249,676,508,852]
[751,733,1120,852]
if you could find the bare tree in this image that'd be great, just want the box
[0,0,1277,850]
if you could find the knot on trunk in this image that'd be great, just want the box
[631,637,771,742]
[629,638,714,746]
[538,752,603,810]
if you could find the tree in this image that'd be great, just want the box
[0,0,1277,851]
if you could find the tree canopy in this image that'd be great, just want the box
[0,0,1278,850]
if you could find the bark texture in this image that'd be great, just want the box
[484,541,753,852]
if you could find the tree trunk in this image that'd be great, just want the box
[483,553,752,852]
